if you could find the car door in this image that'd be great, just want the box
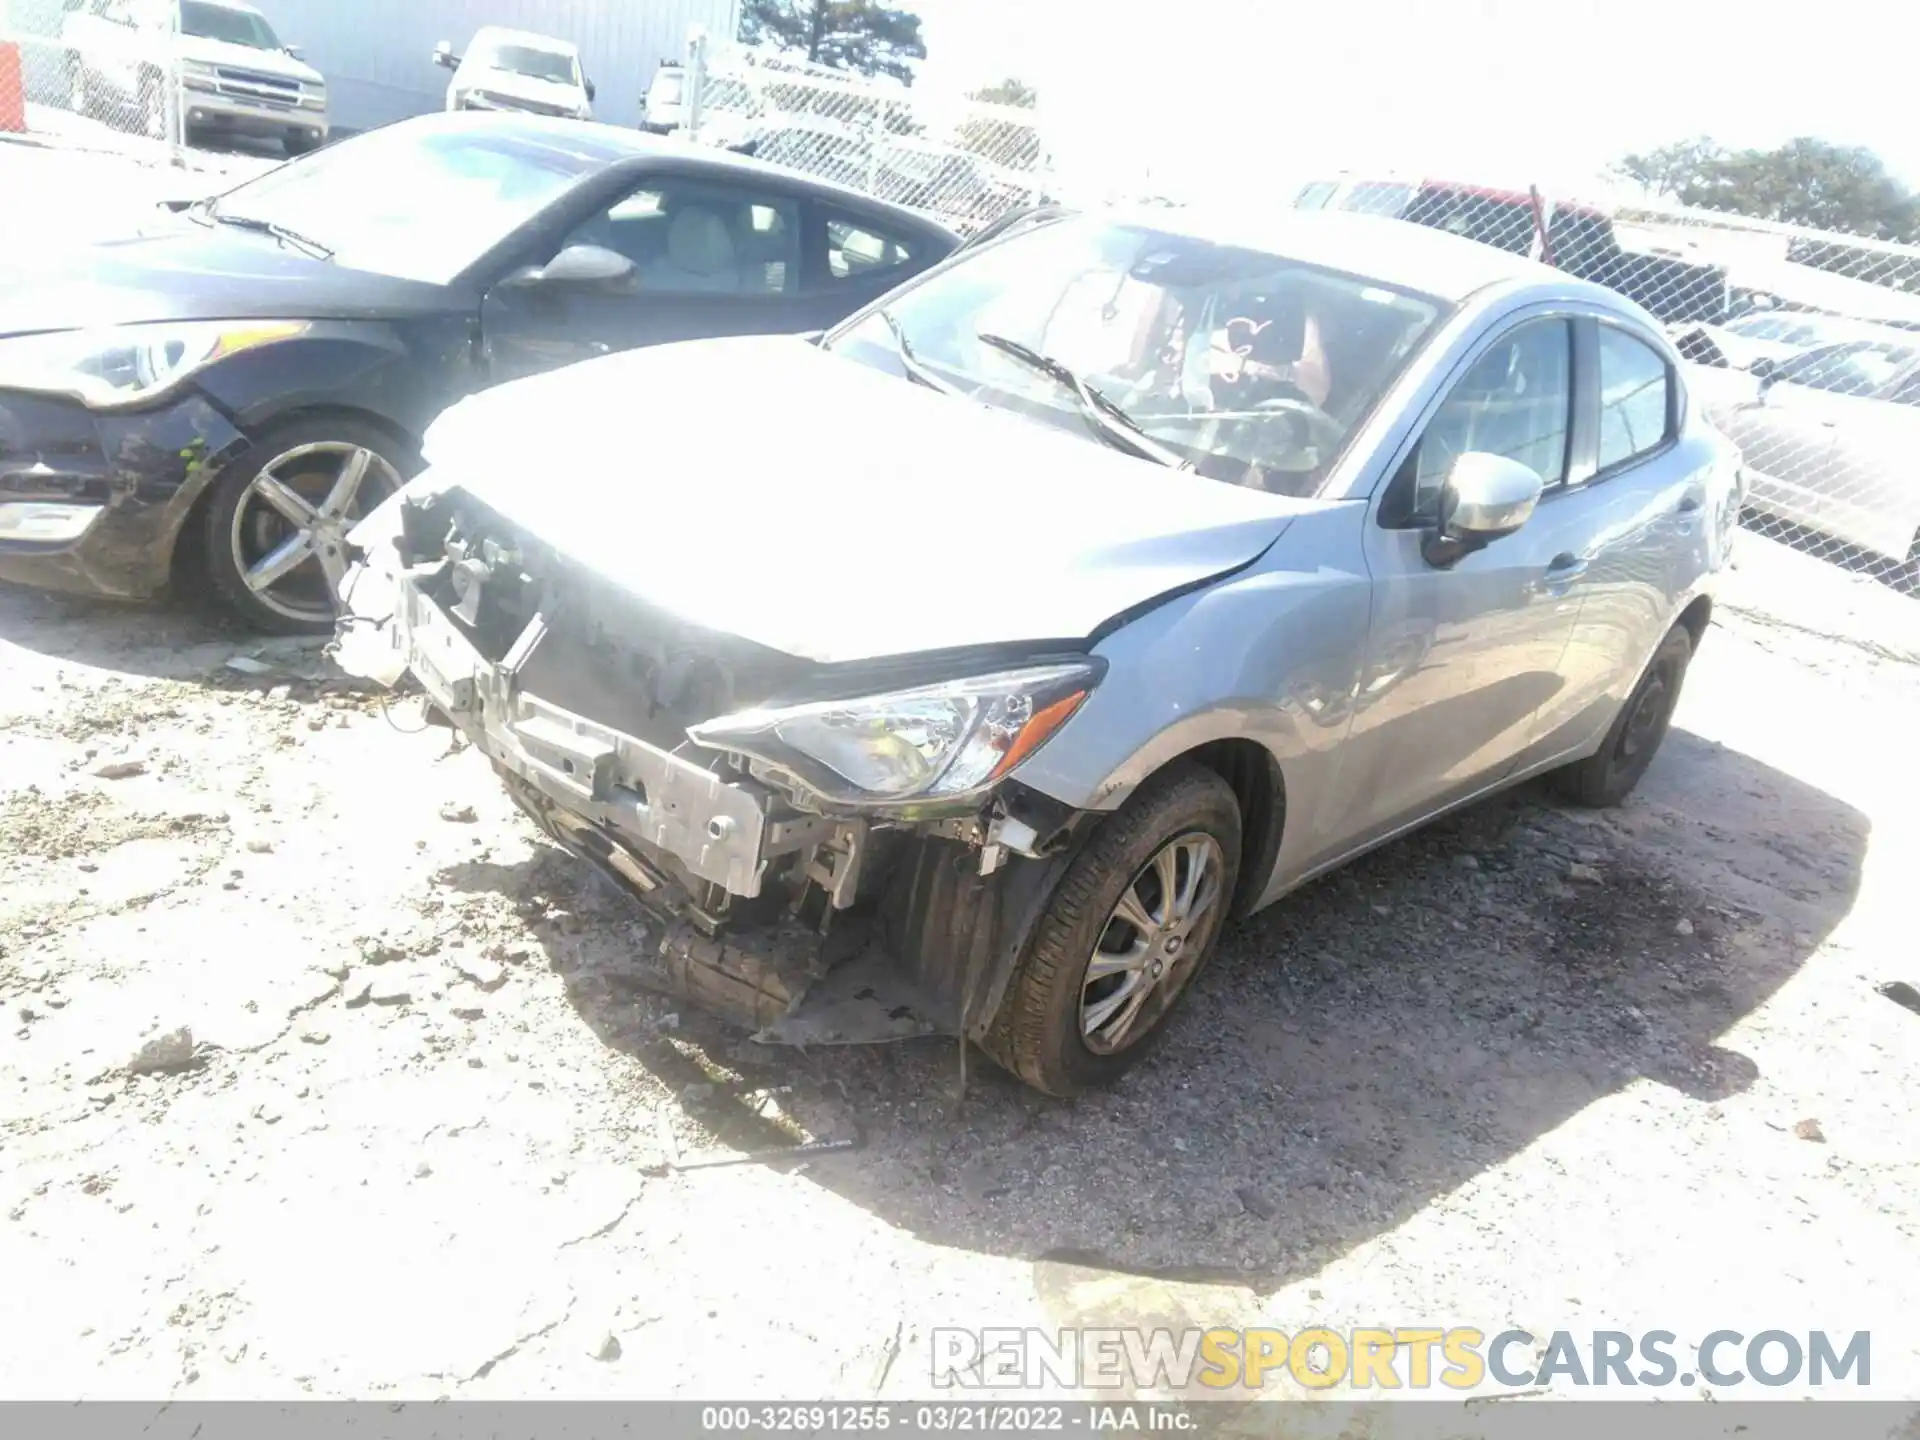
[1334,312,1590,854]
[479,170,809,384]
[1520,318,1700,769]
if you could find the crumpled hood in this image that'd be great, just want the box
[411,336,1315,665]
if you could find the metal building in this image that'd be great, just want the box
[258,0,740,135]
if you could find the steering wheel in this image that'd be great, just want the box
[1195,393,1343,454]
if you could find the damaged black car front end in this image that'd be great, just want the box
[335,479,1108,1053]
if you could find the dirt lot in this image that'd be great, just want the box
[2,536,1917,1411]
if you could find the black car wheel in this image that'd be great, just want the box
[983,762,1241,1097]
[201,417,413,634]
[1550,624,1693,809]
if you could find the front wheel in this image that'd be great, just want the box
[199,417,414,634]
[1550,624,1693,808]
[983,761,1242,1097]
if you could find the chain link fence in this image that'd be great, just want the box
[1,0,185,161]
[677,33,1053,235]
[1291,176,1920,594]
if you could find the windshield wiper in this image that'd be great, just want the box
[199,203,334,260]
[975,332,1187,469]
[878,309,958,396]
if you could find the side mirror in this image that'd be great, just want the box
[1749,356,1778,386]
[1422,452,1543,568]
[432,41,457,69]
[517,244,635,289]
[284,43,303,59]
[584,77,597,101]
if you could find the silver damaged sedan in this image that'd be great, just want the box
[335,205,1744,1096]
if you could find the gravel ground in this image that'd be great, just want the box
[1,537,1917,1417]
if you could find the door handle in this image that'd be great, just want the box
[1534,553,1589,594]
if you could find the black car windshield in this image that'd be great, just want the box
[181,1,281,49]
[475,40,578,85]
[209,120,600,284]
[828,215,1448,496]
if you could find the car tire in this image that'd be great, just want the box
[200,416,415,635]
[982,761,1241,1098]
[1549,624,1693,809]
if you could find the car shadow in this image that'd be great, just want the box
[433,724,1866,1306]
[0,582,368,695]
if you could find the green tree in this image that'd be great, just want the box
[741,0,927,86]
[955,77,1040,169]
[1616,135,1920,242]
[969,78,1037,109]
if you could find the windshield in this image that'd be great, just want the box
[181,0,281,49]
[211,120,598,284]
[1727,313,1827,345]
[475,39,578,86]
[1776,340,1920,396]
[827,216,1448,496]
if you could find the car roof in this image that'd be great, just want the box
[472,25,578,55]
[393,112,960,240]
[1094,202,1568,304]
[188,0,267,14]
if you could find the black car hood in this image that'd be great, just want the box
[0,226,463,339]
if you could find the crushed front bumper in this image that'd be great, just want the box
[333,544,957,1047]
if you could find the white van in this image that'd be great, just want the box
[433,26,593,121]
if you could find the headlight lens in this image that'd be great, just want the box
[0,321,309,409]
[687,662,1100,807]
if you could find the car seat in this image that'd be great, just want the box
[643,205,741,293]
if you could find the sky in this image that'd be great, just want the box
[908,0,1919,201]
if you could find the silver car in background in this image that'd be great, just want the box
[337,207,1742,1096]
[1685,335,1920,585]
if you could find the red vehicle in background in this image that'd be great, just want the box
[1295,175,1728,325]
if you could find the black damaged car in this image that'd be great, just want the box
[0,111,956,631]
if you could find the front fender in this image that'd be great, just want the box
[1009,520,1373,887]
[191,318,473,440]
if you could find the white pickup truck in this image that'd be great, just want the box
[434,26,594,121]
[61,0,328,153]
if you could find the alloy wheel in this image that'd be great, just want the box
[228,441,398,626]
[1080,832,1226,1055]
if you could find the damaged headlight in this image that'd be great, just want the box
[0,321,309,409]
[687,662,1101,807]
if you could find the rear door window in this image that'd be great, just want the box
[822,214,919,283]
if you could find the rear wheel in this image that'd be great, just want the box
[200,417,414,634]
[983,762,1241,1097]
[1550,624,1693,808]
